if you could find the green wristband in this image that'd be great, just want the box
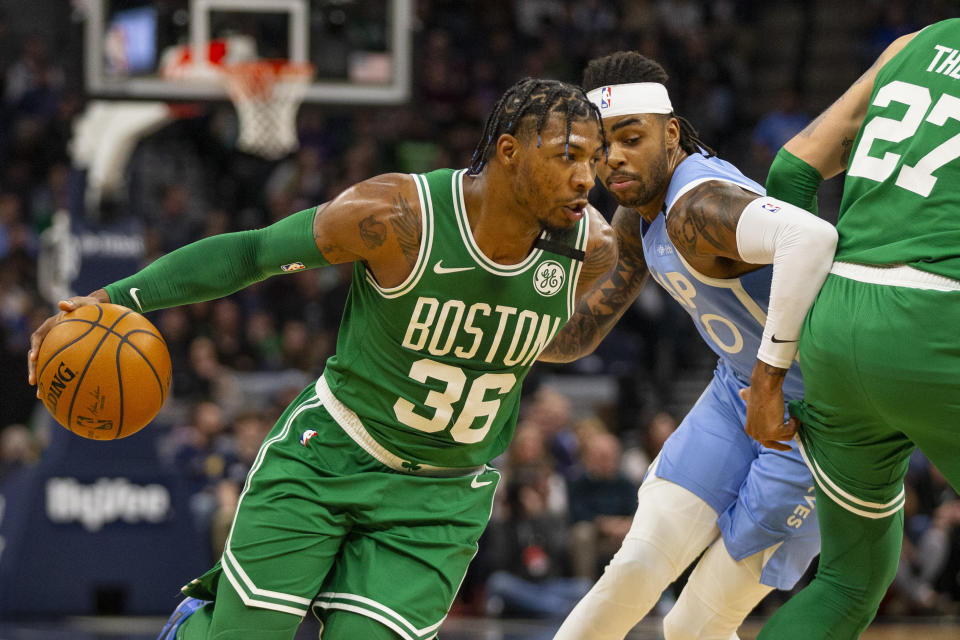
[765,148,824,216]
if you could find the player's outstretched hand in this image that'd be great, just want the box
[27,291,109,387]
[739,363,799,452]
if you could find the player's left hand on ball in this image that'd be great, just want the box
[27,294,106,387]
[739,386,799,452]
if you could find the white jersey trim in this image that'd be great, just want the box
[365,172,434,298]
[565,206,591,320]
[665,176,760,216]
[452,170,544,275]
[830,261,960,291]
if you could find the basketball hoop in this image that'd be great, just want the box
[221,60,315,160]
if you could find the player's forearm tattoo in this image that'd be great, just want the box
[840,136,854,169]
[758,362,788,379]
[541,209,649,361]
[359,214,387,249]
[578,232,617,284]
[669,183,742,257]
[390,194,422,268]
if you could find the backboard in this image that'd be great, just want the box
[84,0,412,104]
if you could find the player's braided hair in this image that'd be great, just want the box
[468,77,605,175]
[582,51,715,157]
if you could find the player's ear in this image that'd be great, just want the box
[664,116,680,151]
[495,133,522,167]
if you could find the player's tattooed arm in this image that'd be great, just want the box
[311,173,422,286]
[540,207,648,363]
[389,193,423,268]
[784,30,919,179]
[667,181,757,261]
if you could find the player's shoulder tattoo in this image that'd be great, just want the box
[359,214,387,249]
[667,181,747,257]
[579,215,617,285]
[390,193,422,267]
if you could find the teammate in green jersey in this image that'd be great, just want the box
[748,18,960,639]
[27,78,617,640]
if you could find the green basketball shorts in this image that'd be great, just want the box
[789,264,960,518]
[182,384,500,640]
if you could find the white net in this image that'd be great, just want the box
[221,61,315,160]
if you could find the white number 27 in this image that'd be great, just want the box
[848,80,960,197]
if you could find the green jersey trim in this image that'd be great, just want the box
[363,173,435,299]
[451,170,545,274]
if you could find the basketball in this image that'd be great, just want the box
[36,303,172,440]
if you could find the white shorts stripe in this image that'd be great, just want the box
[221,560,309,617]
[796,436,904,519]
[313,591,445,637]
[221,393,323,610]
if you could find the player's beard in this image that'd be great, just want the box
[615,147,669,208]
[539,217,570,234]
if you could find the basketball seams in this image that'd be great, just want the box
[40,304,171,440]
[114,340,125,439]
[116,329,170,404]
[65,309,133,437]
[36,306,104,382]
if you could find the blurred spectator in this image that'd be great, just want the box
[152,183,204,253]
[0,423,39,482]
[179,335,244,417]
[567,430,638,579]
[863,1,918,63]
[522,385,579,480]
[751,88,811,165]
[166,400,235,492]
[5,32,64,116]
[484,462,591,619]
[163,400,237,561]
[207,409,271,558]
[498,422,568,519]
[890,455,960,614]
[620,410,678,485]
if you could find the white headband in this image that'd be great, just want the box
[586,82,673,117]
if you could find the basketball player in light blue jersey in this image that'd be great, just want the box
[542,53,838,640]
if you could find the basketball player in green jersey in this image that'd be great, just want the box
[27,78,616,640]
[745,18,960,639]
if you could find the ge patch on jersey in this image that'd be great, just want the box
[534,260,565,296]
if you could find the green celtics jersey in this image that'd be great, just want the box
[837,18,960,280]
[322,168,588,468]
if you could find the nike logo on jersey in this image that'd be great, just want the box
[470,476,494,489]
[129,288,143,312]
[770,335,798,343]
[433,260,475,275]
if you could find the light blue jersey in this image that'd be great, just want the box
[644,152,819,589]
[647,153,804,399]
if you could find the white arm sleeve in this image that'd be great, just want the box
[735,197,838,369]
